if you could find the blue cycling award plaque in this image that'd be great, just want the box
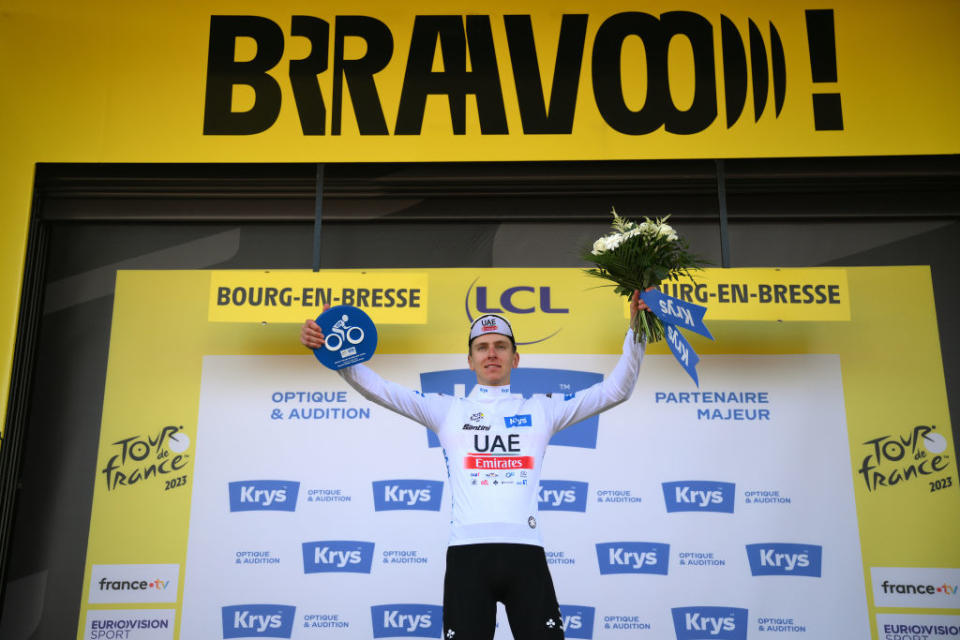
[313,305,378,370]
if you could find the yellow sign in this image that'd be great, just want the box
[629,268,851,321]
[1,0,959,434]
[208,271,429,323]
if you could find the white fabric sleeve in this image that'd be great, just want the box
[544,329,645,434]
[338,364,451,433]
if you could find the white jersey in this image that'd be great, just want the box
[339,331,644,547]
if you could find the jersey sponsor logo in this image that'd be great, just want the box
[462,423,491,431]
[302,541,375,574]
[559,605,596,640]
[745,543,823,577]
[222,604,296,639]
[538,480,588,512]
[671,607,748,640]
[371,604,442,638]
[229,480,299,512]
[465,454,535,470]
[372,480,443,511]
[596,542,670,575]
[420,368,603,449]
[662,481,735,513]
[473,433,520,452]
[505,414,533,428]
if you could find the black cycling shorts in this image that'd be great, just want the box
[443,543,565,640]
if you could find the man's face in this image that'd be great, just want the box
[468,334,519,386]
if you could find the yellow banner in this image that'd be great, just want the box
[627,268,851,321]
[208,271,429,323]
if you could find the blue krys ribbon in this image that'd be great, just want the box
[641,289,712,386]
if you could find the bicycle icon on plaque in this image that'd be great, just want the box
[313,305,378,370]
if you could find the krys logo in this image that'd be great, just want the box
[857,424,952,492]
[373,480,443,511]
[539,480,588,512]
[662,481,735,513]
[229,480,300,512]
[371,604,442,639]
[596,542,670,575]
[465,278,569,345]
[672,607,748,640]
[559,605,596,640]
[746,543,823,577]
[222,604,295,639]
[302,541,375,573]
[100,424,191,491]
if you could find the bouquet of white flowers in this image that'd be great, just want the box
[584,209,704,343]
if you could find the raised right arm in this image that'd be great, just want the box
[302,318,450,432]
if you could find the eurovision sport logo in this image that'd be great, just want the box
[372,480,443,511]
[229,480,300,512]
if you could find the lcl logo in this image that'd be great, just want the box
[465,278,569,345]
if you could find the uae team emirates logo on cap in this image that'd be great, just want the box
[469,315,513,341]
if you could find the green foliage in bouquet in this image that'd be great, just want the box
[583,208,704,343]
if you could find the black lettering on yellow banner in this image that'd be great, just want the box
[208,271,428,323]
[201,10,841,138]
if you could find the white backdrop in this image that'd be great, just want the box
[181,352,869,639]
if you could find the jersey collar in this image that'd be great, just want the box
[469,384,513,401]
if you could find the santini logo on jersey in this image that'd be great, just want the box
[745,543,823,577]
[559,605,596,640]
[229,480,299,512]
[505,414,533,428]
[372,480,443,511]
[596,542,670,575]
[222,604,296,639]
[302,541,375,574]
[671,607,748,640]
[371,604,442,638]
[662,481,735,513]
[538,480,588,512]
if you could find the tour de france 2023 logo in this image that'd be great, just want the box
[100,424,191,492]
[857,424,954,494]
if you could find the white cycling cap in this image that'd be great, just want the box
[468,314,515,345]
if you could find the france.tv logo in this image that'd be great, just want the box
[538,480,588,512]
[596,542,670,575]
[420,368,602,449]
[746,543,823,577]
[229,480,299,512]
[302,541,375,574]
[373,480,443,511]
[222,604,295,639]
[371,604,442,638]
[672,607,747,640]
[662,481,735,513]
[559,605,595,640]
